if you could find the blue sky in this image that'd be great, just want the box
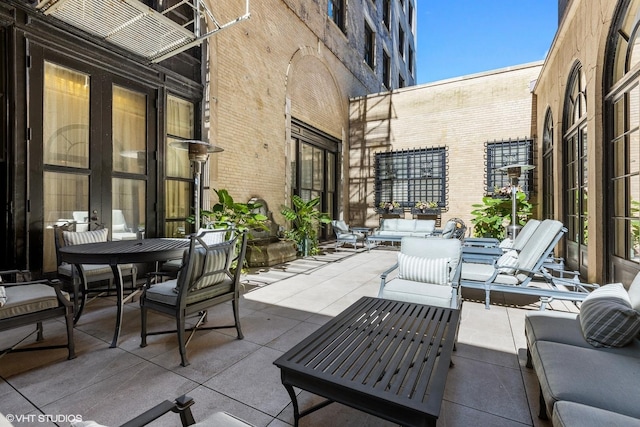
[417,1,559,84]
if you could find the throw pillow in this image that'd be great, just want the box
[0,286,6,307]
[63,228,109,246]
[497,250,519,274]
[579,283,640,348]
[397,253,449,285]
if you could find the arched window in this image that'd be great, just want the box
[606,0,640,281]
[563,63,588,275]
[542,109,554,219]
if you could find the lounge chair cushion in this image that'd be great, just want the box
[496,250,519,274]
[397,253,449,285]
[579,283,640,348]
[461,262,519,285]
[0,284,63,319]
[63,228,108,245]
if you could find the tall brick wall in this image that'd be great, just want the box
[349,62,543,232]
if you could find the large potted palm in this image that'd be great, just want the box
[281,195,331,256]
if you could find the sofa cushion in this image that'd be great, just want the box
[381,218,399,231]
[396,219,417,232]
[397,253,449,285]
[579,283,640,347]
[531,340,640,419]
[552,401,640,427]
[413,220,436,233]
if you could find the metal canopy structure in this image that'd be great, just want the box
[35,0,250,62]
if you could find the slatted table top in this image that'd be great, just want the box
[274,297,460,427]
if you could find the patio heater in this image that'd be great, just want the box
[497,163,535,240]
[170,140,224,231]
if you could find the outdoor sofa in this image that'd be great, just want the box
[369,219,436,242]
[525,274,640,426]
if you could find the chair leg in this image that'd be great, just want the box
[177,315,189,367]
[140,306,148,348]
[36,321,44,342]
[64,306,76,360]
[233,297,244,339]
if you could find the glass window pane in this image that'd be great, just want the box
[300,143,312,188]
[43,172,89,272]
[112,178,146,240]
[113,86,146,174]
[165,180,191,219]
[166,137,192,178]
[43,62,90,168]
[167,96,195,139]
[313,147,324,190]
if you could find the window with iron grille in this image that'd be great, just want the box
[364,21,375,69]
[328,0,345,32]
[375,148,447,209]
[486,138,534,196]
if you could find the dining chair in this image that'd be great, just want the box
[140,228,248,366]
[0,270,75,360]
[53,222,137,323]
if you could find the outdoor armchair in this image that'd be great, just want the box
[331,220,367,251]
[0,272,75,360]
[379,237,462,309]
[53,223,137,323]
[433,218,467,240]
[140,228,248,367]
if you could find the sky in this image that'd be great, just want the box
[416,1,559,84]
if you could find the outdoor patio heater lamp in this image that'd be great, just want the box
[170,140,224,231]
[497,163,535,240]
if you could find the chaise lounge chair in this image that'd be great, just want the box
[460,219,594,309]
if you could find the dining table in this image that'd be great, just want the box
[59,238,190,348]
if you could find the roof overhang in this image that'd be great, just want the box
[35,0,250,63]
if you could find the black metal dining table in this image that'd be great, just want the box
[274,296,461,427]
[59,238,189,348]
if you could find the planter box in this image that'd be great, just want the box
[411,208,441,215]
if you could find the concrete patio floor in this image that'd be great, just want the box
[0,244,579,426]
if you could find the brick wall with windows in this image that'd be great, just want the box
[349,62,543,229]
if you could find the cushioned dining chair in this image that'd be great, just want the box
[0,272,75,360]
[53,223,137,323]
[379,237,463,309]
[140,229,248,366]
[331,220,367,251]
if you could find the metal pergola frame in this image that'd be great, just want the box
[35,0,250,62]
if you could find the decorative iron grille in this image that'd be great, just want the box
[375,147,447,209]
[486,138,534,196]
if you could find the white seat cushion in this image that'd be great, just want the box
[379,278,453,308]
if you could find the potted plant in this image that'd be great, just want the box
[413,201,440,214]
[377,201,400,214]
[281,195,331,256]
[470,188,533,239]
[187,189,269,235]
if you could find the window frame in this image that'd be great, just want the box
[364,20,375,70]
[485,138,534,197]
[328,0,346,33]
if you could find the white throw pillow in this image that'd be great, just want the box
[497,250,519,274]
[397,253,449,285]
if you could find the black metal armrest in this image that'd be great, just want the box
[144,271,176,286]
[120,395,195,427]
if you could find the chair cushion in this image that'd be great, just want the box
[579,283,640,348]
[0,284,61,319]
[552,401,640,427]
[146,278,233,306]
[379,278,453,308]
[397,253,449,285]
[0,286,5,307]
[63,228,108,246]
[627,272,640,311]
[413,220,436,233]
[496,250,519,274]
[396,219,416,232]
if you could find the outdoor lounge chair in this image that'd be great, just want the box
[460,219,593,309]
[379,237,462,309]
[140,229,248,367]
[331,220,367,251]
[462,219,541,261]
[0,271,75,360]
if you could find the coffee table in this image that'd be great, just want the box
[273,297,460,427]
